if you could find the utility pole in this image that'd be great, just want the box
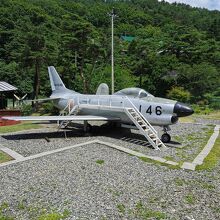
[109,8,116,94]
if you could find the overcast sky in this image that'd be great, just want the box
[158,0,220,10]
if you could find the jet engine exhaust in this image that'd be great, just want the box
[171,116,178,124]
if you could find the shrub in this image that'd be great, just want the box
[210,102,220,110]
[20,104,33,116]
[167,86,191,103]
[191,104,212,114]
[41,102,59,115]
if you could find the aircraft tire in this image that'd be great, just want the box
[161,133,171,143]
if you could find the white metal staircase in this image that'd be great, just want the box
[125,108,166,150]
[58,102,79,129]
[125,97,167,150]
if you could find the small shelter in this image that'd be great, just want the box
[0,81,21,126]
[0,81,17,109]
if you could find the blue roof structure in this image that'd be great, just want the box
[121,36,135,42]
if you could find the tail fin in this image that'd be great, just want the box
[48,66,67,91]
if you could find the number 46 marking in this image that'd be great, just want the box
[146,106,162,115]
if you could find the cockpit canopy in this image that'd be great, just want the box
[114,87,154,99]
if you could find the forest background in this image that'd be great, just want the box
[0,0,220,109]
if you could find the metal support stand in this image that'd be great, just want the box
[83,120,88,132]
[163,125,171,133]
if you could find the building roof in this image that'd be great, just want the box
[0,81,17,92]
[121,35,135,42]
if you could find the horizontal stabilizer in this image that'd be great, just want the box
[2,115,120,121]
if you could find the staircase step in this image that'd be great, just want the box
[129,110,135,113]
[131,113,137,117]
[125,107,166,150]
[149,134,155,138]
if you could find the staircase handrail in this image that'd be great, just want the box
[125,96,157,135]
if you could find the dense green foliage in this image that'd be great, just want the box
[0,0,219,104]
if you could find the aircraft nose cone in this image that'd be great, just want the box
[174,102,194,117]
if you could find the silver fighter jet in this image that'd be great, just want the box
[3,66,194,144]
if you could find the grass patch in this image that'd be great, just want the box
[117,204,125,214]
[139,157,180,170]
[173,135,183,143]
[179,116,195,123]
[132,201,166,219]
[17,199,26,210]
[164,156,175,161]
[196,110,220,120]
[196,133,220,171]
[201,182,215,190]
[174,178,187,186]
[148,197,160,204]
[212,207,220,213]
[185,194,196,205]
[0,202,14,220]
[96,159,104,165]
[37,209,70,220]
[108,188,121,197]
[0,202,70,220]
[184,111,220,123]
[0,122,42,134]
[0,151,13,164]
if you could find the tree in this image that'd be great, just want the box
[176,63,220,100]
[59,14,105,93]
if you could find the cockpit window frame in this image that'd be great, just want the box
[114,88,154,98]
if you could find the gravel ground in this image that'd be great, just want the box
[0,121,214,162]
[0,119,219,219]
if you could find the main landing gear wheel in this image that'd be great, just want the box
[161,133,171,143]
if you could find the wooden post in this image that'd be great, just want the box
[13,94,15,109]
[0,93,3,109]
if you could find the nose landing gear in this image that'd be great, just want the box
[161,126,171,143]
[161,133,171,143]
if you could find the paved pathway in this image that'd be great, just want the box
[0,144,24,160]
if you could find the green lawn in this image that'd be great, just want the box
[179,110,220,123]
[196,133,220,171]
[202,111,220,120]
[179,116,195,123]
[0,122,42,134]
[195,110,220,120]
[0,151,13,163]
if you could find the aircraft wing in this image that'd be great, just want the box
[2,115,120,121]
[24,97,60,102]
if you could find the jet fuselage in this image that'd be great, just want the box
[53,92,192,126]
